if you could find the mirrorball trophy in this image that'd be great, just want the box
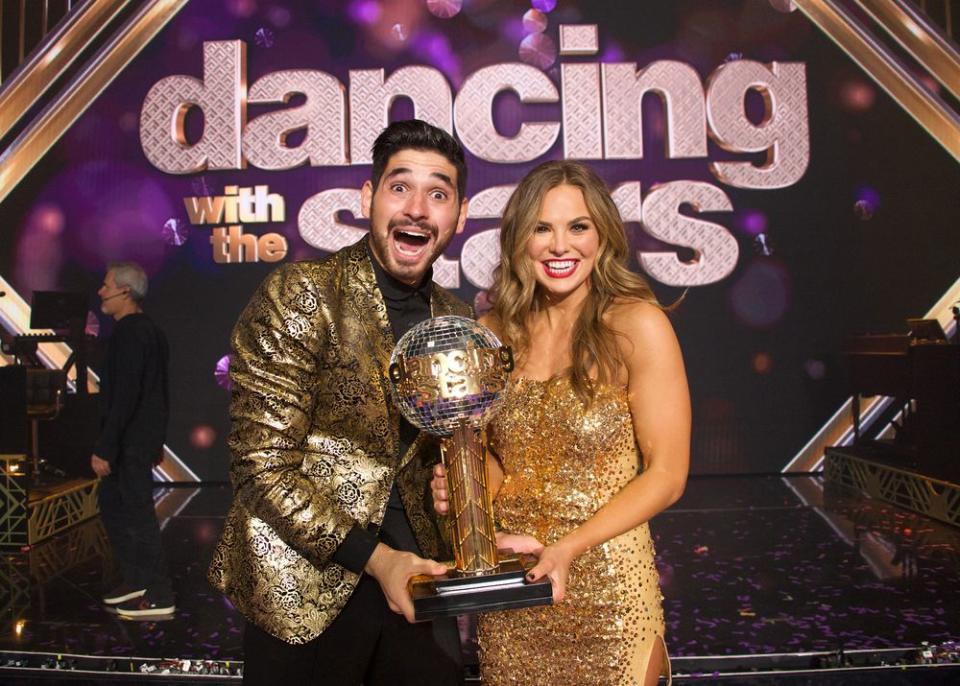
[388,315,552,620]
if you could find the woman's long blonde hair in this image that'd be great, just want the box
[491,160,660,404]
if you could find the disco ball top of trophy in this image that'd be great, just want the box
[388,315,512,437]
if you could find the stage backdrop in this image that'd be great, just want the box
[2,0,958,480]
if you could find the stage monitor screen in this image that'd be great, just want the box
[30,292,88,330]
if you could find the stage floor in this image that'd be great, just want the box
[1,475,958,663]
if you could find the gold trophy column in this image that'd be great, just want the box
[443,420,498,575]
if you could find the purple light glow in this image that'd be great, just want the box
[347,0,381,25]
[854,185,880,220]
[176,25,200,51]
[522,9,547,34]
[411,31,461,83]
[426,0,462,19]
[215,354,232,390]
[13,204,65,294]
[502,17,526,42]
[55,161,174,275]
[118,112,138,133]
[85,311,100,337]
[600,42,624,62]
[519,32,556,70]
[855,185,881,207]
[254,27,275,48]
[738,210,768,236]
[267,5,291,28]
[531,0,557,12]
[729,261,791,328]
[804,359,826,380]
[175,13,228,52]
[162,218,189,246]
[225,0,257,19]
[33,204,65,235]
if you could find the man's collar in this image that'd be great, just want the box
[366,242,433,301]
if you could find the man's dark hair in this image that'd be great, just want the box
[370,119,467,200]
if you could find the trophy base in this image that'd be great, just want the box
[409,554,553,621]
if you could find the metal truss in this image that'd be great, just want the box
[825,448,960,527]
[27,479,100,545]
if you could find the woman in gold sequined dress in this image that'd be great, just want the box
[433,161,690,685]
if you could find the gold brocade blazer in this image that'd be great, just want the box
[208,237,472,644]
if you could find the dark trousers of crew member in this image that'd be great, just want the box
[98,450,174,602]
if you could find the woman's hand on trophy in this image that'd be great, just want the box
[495,531,544,557]
[431,463,449,515]
[525,542,575,604]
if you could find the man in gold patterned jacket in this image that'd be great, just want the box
[209,120,471,685]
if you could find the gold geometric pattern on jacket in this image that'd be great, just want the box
[208,237,472,644]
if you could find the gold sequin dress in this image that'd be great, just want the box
[479,377,670,685]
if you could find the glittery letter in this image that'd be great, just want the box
[454,64,560,163]
[433,255,461,290]
[602,61,707,160]
[298,189,364,253]
[141,41,246,174]
[706,61,809,189]
[558,24,599,56]
[349,67,453,165]
[611,181,642,228]
[460,185,517,289]
[639,181,737,286]
[562,63,602,159]
[243,71,348,169]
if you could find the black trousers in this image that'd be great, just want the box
[97,451,173,601]
[242,574,462,686]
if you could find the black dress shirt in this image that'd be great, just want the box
[332,247,435,573]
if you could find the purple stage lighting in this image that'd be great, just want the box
[522,9,547,34]
[854,185,880,220]
[739,210,768,236]
[530,0,557,12]
[427,0,462,19]
[254,27,275,48]
[162,218,189,246]
[215,355,232,390]
[729,261,791,328]
[519,32,556,69]
[348,0,381,25]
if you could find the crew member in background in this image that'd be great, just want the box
[92,261,175,619]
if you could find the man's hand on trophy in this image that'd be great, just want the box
[431,463,450,515]
[494,531,544,557]
[365,543,448,622]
